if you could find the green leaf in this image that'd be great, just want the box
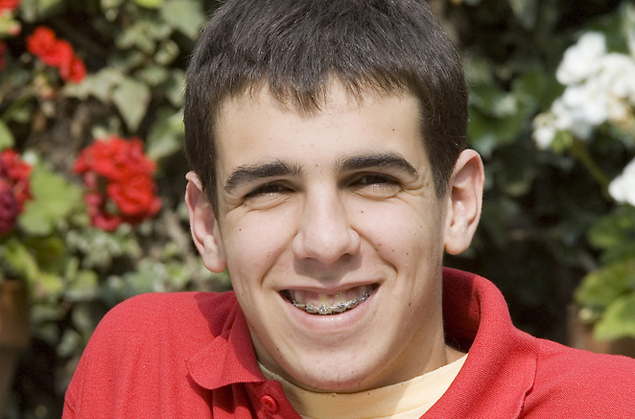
[18,165,84,236]
[147,108,184,161]
[155,39,180,66]
[588,206,635,263]
[65,226,141,269]
[57,329,82,357]
[595,293,635,340]
[18,0,64,22]
[30,272,65,302]
[112,76,151,131]
[26,236,67,272]
[116,20,159,54]
[494,145,537,197]
[134,0,162,8]
[0,120,15,149]
[508,0,537,29]
[575,261,635,310]
[120,258,168,297]
[64,68,123,103]
[161,69,185,107]
[470,84,518,118]
[467,108,525,157]
[71,302,104,334]
[137,65,169,86]
[161,0,205,40]
[0,238,40,282]
[65,269,99,301]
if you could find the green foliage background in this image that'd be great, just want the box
[0,0,633,417]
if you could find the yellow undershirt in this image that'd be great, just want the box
[259,354,467,419]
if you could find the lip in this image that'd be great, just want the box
[278,283,380,335]
[281,283,377,314]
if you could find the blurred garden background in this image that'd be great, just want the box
[1,0,634,417]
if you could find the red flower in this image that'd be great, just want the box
[60,56,86,83]
[107,175,162,221]
[27,27,57,59]
[26,26,86,83]
[73,136,161,231]
[42,39,73,68]
[0,149,32,234]
[0,180,21,234]
[0,41,6,70]
[0,0,20,12]
[74,136,156,182]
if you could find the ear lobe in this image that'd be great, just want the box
[443,149,484,255]
[185,171,227,273]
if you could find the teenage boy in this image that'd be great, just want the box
[63,0,635,418]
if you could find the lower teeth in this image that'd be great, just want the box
[292,292,370,315]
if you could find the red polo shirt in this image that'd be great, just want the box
[63,269,635,418]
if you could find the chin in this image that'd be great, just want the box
[288,363,381,393]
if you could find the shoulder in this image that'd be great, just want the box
[98,291,237,334]
[73,291,240,374]
[524,339,635,416]
[64,292,239,417]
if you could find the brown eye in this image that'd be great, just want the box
[245,183,287,199]
[350,173,402,199]
[356,174,399,186]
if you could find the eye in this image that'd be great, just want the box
[245,182,288,200]
[355,173,399,186]
[349,173,402,197]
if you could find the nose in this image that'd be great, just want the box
[292,189,361,264]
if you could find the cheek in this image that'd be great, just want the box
[223,209,297,274]
[352,200,444,258]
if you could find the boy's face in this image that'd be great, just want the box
[187,82,479,392]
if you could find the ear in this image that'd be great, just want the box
[185,171,227,273]
[443,149,484,255]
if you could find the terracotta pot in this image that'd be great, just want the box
[0,280,29,413]
[568,305,635,358]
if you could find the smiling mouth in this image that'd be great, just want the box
[281,284,378,315]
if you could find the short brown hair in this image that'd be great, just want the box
[184,0,468,213]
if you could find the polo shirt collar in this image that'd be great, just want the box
[186,300,265,390]
[186,268,539,418]
[428,268,538,418]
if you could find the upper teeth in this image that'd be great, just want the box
[292,292,370,315]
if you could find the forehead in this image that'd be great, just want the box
[213,82,426,164]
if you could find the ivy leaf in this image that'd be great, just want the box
[133,0,162,8]
[18,165,84,236]
[468,108,525,157]
[19,0,65,22]
[508,0,537,29]
[112,76,151,132]
[160,69,185,107]
[64,68,122,103]
[146,108,184,161]
[0,120,15,149]
[65,269,99,302]
[161,0,205,40]
[0,238,40,282]
[595,293,635,340]
[589,206,635,263]
[575,261,635,310]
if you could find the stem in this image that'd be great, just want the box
[570,137,611,193]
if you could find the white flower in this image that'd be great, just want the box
[557,32,607,85]
[532,113,558,148]
[609,158,635,206]
[597,53,635,103]
[551,81,608,140]
[532,30,635,149]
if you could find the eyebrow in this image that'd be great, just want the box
[223,152,419,193]
[224,161,301,193]
[339,153,418,178]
